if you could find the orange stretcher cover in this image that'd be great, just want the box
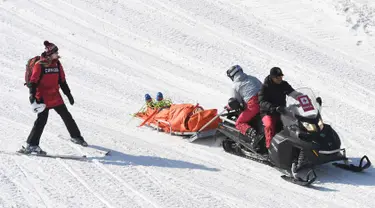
[135,104,220,133]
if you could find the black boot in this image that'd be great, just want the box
[18,144,47,155]
[246,128,263,150]
[71,136,88,147]
[245,127,257,138]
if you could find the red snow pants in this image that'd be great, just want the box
[235,95,260,135]
[262,115,280,148]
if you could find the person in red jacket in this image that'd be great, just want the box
[19,41,87,154]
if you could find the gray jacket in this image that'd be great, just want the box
[231,71,262,105]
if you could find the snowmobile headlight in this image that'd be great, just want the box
[301,122,318,132]
[318,118,324,130]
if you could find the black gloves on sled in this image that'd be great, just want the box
[60,81,74,105]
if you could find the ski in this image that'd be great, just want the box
[0,150,87,161]
[57,134,111,156]
[17,152,87,160]
[70,144,111,157]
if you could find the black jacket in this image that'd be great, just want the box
[258,75,295,117]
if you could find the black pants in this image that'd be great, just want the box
[27,104,81,146]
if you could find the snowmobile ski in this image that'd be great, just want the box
[332,155,371,172]
[281,166,317,186]
[281,173,316,186]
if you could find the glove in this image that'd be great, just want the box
[224,105,232,111]
[60,82,74,105]
[316,97,322,106]
[60,81,71,95]
[29,94,36,104]
[276,106,286,114]
[67,93,74,105]
[28,83,37,104]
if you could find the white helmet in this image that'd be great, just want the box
[31,102,46,114]
[226,65,243,81]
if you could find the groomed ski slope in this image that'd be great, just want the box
[0,0,375,207]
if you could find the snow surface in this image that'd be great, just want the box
[1,0,375,207]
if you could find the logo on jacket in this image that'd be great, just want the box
[44,67,59,74]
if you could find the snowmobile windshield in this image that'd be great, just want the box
[286,88,321,119]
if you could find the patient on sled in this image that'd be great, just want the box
[135,92,219,133]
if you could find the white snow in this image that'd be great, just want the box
[1,0,375,207]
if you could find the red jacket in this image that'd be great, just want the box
[30,57,66,108]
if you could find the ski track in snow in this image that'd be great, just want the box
[1,0,375,207]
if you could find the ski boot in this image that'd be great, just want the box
[156,92,163,101]
[246,128,263,150]
[70,136,88,147]
[145,93,155,108]
[18,144,47,155]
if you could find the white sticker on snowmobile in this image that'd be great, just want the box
[297,95,314,112]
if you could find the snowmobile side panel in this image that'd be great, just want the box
[269,131,295,170]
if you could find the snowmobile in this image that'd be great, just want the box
[217,87,371,186]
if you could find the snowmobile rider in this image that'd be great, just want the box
[226,65,263,141]
[21,41,87,155]
[258,67,303,149]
